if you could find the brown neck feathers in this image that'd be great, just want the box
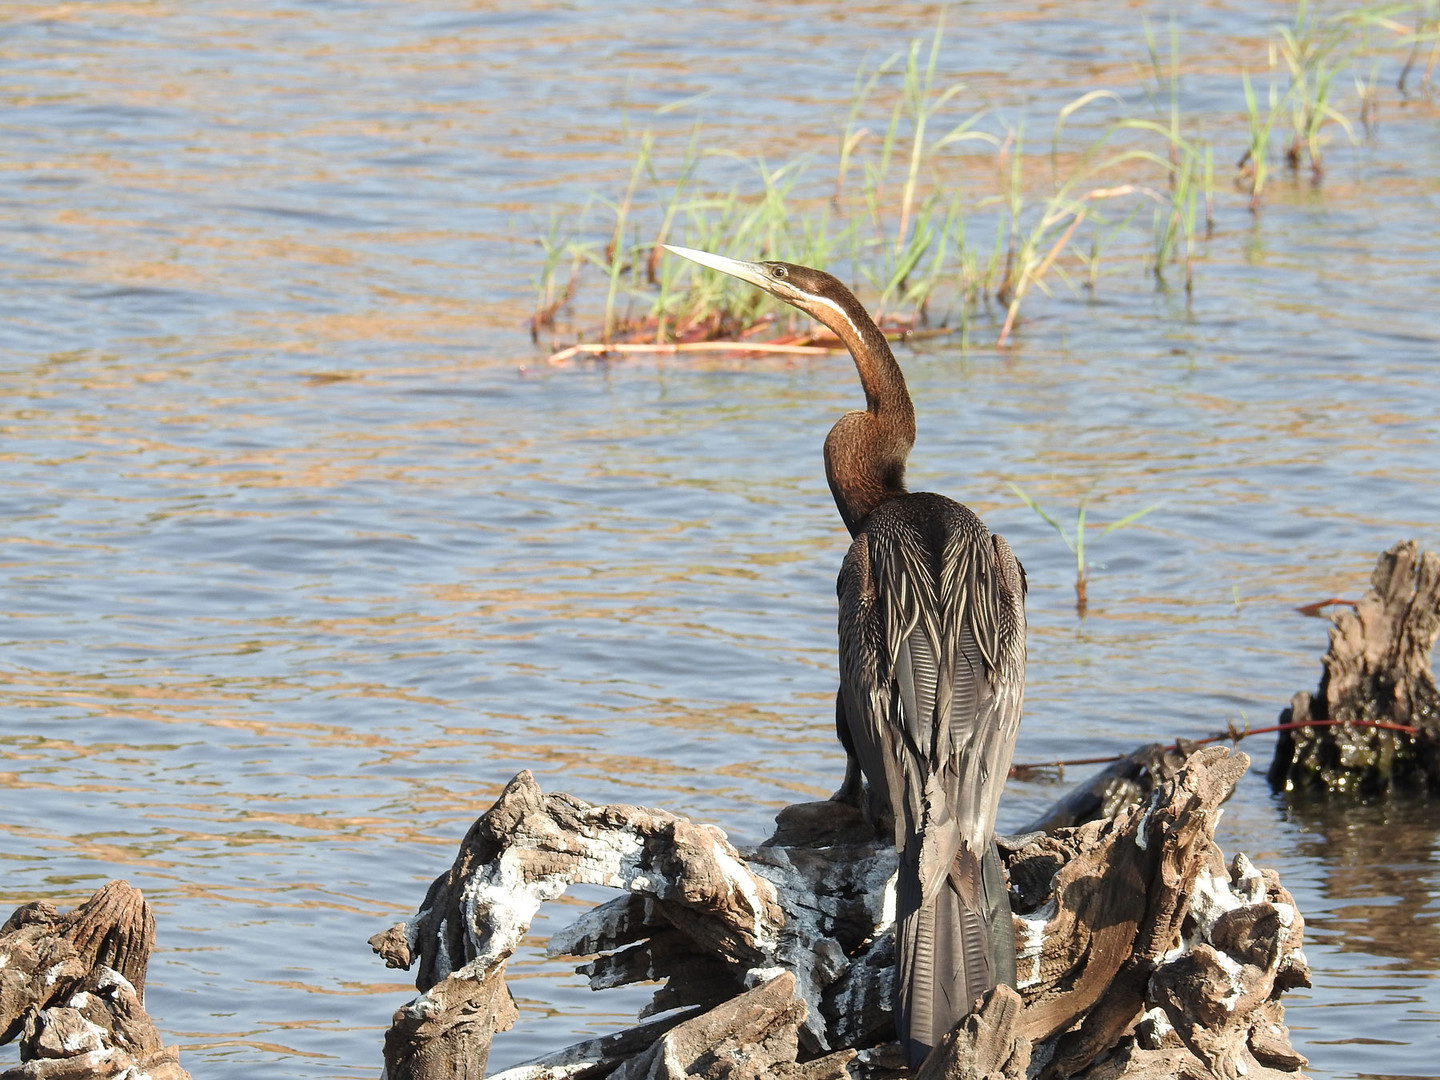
[809,289,916,535]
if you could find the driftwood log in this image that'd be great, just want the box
[373,747,1310,1080]
[1016,742,1196,834]
[0,881,189,1080]
[1269,540,1440,794]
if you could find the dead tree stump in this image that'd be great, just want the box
[1269,540,1440,794]
[1007,748,1308,1080]
[0,881,189,1080]
[375,748,1310,1080]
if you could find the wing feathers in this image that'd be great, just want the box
[839,492,1026,880]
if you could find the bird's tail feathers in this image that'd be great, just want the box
[897,845,1010,1068]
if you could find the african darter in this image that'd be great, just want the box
[665,245,1028,1068]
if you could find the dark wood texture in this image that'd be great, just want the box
[1270,540,1440,793]
[1017,742,1194,834]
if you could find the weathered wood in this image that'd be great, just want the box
[379,749,1310,1080]
[370,769,788,1080]
[607,973,854,1080]
[378,953,517,1080]
[0,882,189,1080]
[927,748,1308,1080]
[1270,540,1440,793]
[0,747,1313,1080]
[913,985,1030,1080]
[487,1009,715,1080]
[1018,742,1194,833]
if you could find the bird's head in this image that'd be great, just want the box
[663,245,859,337]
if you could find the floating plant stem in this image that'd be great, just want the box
[1009,483,1160,616]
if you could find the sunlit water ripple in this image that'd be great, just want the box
[2,1,1438,1076]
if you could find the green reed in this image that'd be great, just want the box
[529,2,1418,352]
[1240,67,1285,213]
[1128,19,1214,289]
[991,122,1094,346]
[850,18,995,322]
[1276,0,1357,177]
[1396,0,1440,93]
[1008,483,1160,616]
[589,130,652,344]
[531,209,578,343]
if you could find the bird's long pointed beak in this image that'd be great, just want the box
[662,244,773,291]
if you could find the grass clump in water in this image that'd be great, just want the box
[531,3,1419,357]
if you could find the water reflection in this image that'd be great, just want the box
[1284,796,1440,970]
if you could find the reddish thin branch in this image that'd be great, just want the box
[1011,717,1420,776]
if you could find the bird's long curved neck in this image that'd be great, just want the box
[820,292,917,536]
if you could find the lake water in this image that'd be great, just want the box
[2,1,1438,1077]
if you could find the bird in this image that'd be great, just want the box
[663,245,1027,1068]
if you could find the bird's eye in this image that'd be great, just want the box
[771,265,789,280]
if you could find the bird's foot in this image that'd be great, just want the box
[829,758,864,807]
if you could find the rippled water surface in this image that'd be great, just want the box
[3,2,1439,1077]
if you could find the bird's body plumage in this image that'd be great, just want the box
[660,245,1026,1069]
[837,493,1025,1062]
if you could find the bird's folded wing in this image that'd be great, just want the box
[841,505,1023,877]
